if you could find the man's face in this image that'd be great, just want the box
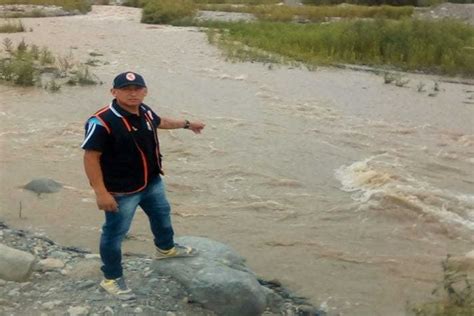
[112,85,147,108]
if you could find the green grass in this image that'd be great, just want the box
[193,0,279,3]
[141,0,197,24]
[0,19,26,33]
[199,4,414,21]
[0,0,91,14]
[200,19,474,76]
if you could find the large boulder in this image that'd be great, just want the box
[0,243,36,282]
[151,237,267,316]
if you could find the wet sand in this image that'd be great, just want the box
[1,6,473,315]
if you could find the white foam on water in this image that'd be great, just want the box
[335,155,474,231]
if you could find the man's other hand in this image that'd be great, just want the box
[96,191,118,212]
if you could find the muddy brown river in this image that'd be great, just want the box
[1,6,473,316]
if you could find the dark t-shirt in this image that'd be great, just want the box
[81,101,162,179]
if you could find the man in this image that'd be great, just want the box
[81,71,205,298]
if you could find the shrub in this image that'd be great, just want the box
[122,0,148,7]
[0,20,26,33]
[412,255,474,316]
[141,0,197,24]
[0,38,100,88]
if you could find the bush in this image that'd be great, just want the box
[193,0,279,3]
[141,0,197,24]
[0,20,26,33]
[122,0,148,7]
[0,38,100,88]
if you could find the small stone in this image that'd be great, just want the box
[68,305,90,316]
[166,312,176,316]
[37,258,65,271]
[85,254,100,260]
[133,307,143,313]
[103,306,114,315]
[77,280,96,290]
[49,251,69,259]
[297,305,321,316]
[42,300,62,310]
[8,289,20,297]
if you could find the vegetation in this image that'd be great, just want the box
[411,255,474,316]
[192,0,279,3]
[0,19,26,33]
[0,0,91,14]
[141,0,197,24]
[200,19,474,76]
[0,38,99,89]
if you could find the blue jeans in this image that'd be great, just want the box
[100,176,174,279]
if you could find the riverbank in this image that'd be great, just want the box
[0,222,321,315]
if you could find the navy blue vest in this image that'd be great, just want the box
[92,103,163,194]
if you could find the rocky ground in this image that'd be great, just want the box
[0,222,322,316]
[0,5,79,18]
[414,3,474,25]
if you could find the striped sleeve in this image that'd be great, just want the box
[81,117,109,151]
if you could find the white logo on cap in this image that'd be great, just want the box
[126,73,136,81]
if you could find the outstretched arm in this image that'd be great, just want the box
[158,117,205,134]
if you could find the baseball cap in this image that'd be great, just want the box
[113,72,147,89]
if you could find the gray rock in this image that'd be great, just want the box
[134,307,143,313]
[0,243,36,282]
[36,258,65,271]
[49,251,70,259]
[69,259,102,280]
[84,253,100,260]
[77,280,96,290]
[22,178,63,195]
[68,305,90,316]
[152,237,267,316]
[103,306,114,315]
[42,300,62,310]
